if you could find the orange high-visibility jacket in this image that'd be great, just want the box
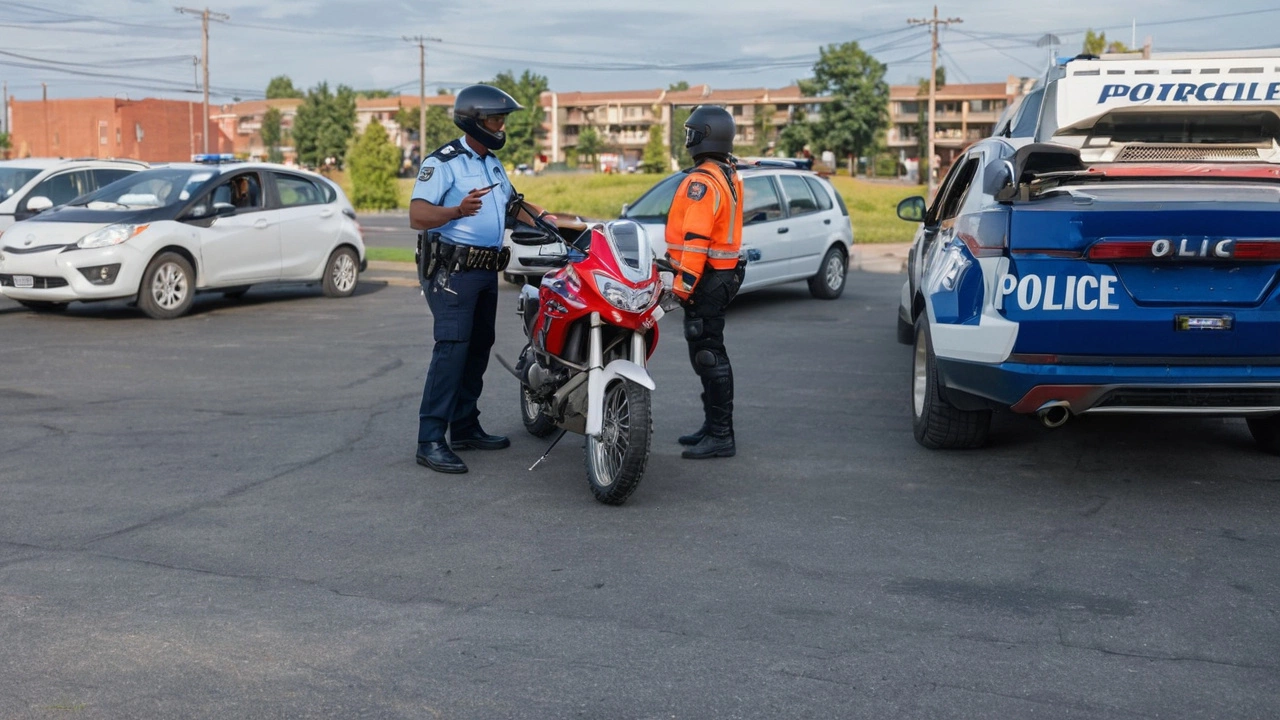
[665,160,744,299]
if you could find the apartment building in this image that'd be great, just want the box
[541,85,826,170]
[7,97,231,161]
[886,76,1035,171]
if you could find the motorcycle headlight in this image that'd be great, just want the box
[593,272,656,313]
[76,223,149,249]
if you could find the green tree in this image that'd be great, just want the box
[576,126,603,169]
[261,106,284,164]
[489,70,549,167]
[292,82,358,169]
[1083,29,1130,55]
[0,132,9,154]
[347,120,401,210]
[667,81,693,167]
[265,75,304,99]
[752,103,777,154]
[776,106,812,157]
[640,123,668,173]
[394,103,456,153]
[356,89,393,99]
[798,41,891,176]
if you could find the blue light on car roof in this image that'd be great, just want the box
[192,153,236,163]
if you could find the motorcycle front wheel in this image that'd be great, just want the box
[584,379,652,505]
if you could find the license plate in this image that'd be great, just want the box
[13,275,33,288]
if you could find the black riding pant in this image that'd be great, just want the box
[683,262,745,436]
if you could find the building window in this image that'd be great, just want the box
[99,121,108,145]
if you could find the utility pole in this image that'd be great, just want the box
[403,35,442,156]
[909,6,961,196]
[176,6,229,155]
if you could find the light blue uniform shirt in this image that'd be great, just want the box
[411,137,515,249]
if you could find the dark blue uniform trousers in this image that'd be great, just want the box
[418,267,499,444]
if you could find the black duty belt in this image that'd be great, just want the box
[440,241,509,273]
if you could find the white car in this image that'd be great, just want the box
[0,162,366,319]
[620,163,853,298]
[0,158,148,232]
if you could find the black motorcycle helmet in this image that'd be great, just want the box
[684,105,735,159]
[453,84,524,150]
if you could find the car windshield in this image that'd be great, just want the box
[0,167,41,201]
[622,173,683,221]
[74,168,215,209]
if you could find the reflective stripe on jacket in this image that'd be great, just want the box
[664,160,744,299]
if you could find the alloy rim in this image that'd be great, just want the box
[332,253,356,292]
[152,262,188,310]
[588,382,630,488]
[825,255,845,290]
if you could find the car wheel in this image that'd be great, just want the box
[897,313,914,344]
[223,286,251,299]
[911,317,990,449]
[503,272,525,286]
[322,246,359,298]
[1246,416,1280,455]
[138,252,195,320]
[17,300,68,313]
[808,245,847,299]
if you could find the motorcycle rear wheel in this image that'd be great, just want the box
[520,385,557,438]
[585,379,652,505]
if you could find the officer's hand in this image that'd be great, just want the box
[457,186,493,217]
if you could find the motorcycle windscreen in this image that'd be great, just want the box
[602,220,654,284]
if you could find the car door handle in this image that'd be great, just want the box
[320,208,334,218]
[254,218,269,229]
[777,227,789,234]
[823,218,831,225]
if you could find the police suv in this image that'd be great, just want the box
[898,49,1280,452]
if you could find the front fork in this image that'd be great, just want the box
[585,312,656,437]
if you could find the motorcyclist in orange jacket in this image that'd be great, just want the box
[665,105,746,459]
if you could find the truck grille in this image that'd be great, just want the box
[0,274,69,289]
[1116,145,1261,162]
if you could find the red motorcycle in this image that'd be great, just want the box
[502,213,672,505]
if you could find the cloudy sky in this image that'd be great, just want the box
[3,0,1279,102]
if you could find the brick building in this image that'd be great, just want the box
[8,97,231,161]
[886,76,1036,171]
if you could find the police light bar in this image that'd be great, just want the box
[192,153,236,163]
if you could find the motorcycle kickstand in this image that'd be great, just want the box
[529,428,568,471]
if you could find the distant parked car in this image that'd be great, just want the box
[620,162,854,299]
[0,158,148,232]
[0,161,366,319]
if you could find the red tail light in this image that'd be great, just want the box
[1087,241,1153,260]
[1231,242,1280,260]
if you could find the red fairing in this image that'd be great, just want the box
[530,227,662,360]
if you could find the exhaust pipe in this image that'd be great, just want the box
[1037,401,1072,429]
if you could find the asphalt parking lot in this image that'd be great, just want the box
[1,262,1277,719]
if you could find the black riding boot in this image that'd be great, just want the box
[678,393,710,445]
[682,370,735,459]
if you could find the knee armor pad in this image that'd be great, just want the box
[684,317,703,341]
[695,349,718,369]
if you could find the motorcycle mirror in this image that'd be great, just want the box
[519,255,570,268]
[510,225,558,246]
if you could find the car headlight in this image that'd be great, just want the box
[76,223,149,249]
[593,272,656,313]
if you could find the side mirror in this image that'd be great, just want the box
[510,225,557,246]
[213,202,237,216]
[620,203,630,217]
[25,196,53,213]
[897,196,926,223]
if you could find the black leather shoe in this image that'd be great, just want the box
[416,441,468,473]
[451,429,511,451]
[681,433,736,459]
[678,425,709,446]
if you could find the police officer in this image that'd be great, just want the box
[665,106,746,460]
[410,84,523,474]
